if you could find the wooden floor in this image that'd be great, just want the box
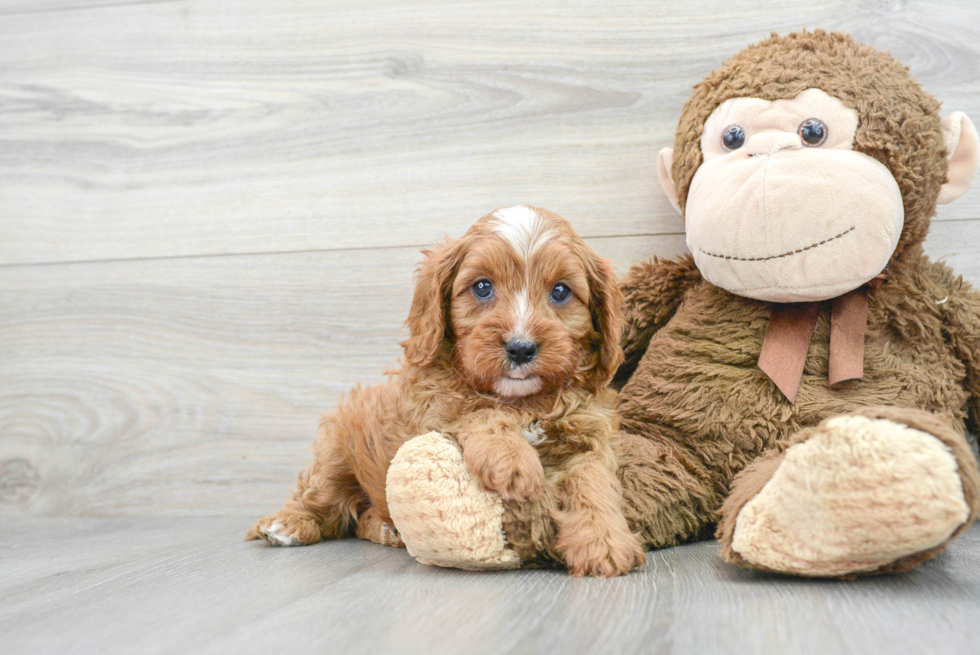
[3,1,980,653]
[1,518,978,655]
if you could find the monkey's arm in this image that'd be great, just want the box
[945,277,980,435]
[616,254,701,386]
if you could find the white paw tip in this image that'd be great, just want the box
[264,521,300,547]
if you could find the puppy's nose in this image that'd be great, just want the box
[505,340,538,365]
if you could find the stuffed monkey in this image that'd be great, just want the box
[386,31,980,577]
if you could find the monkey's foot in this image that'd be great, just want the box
[718,407,980,577]
[386,432,521,570]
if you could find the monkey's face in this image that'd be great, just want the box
[683,89,904,302]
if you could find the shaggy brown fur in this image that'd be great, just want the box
[497,31,980,575]
[248,207,645,577]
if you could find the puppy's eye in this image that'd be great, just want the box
[722,125,746,150]
[472,279,493,300]
[798,118,828,146]
[550,282,571,304]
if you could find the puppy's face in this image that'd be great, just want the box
[403,206,624,399]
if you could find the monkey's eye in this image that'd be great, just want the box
[799,118,828,147]
[472,279,493,300]
[722,125,746,150]
[550,282,571,304]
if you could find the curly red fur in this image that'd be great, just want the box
[248,206,644,577]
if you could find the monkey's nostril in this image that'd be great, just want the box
[505,340,538,365]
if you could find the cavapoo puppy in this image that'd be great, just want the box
[248,205,646,577]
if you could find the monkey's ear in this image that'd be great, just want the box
[657,147,682,216]
[938,112,980,205]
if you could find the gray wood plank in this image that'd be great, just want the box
[0,517,412,654]
[0,1,174,17]
[0,233,686,518]
[0,517,977,655]
[1,224,978,519]
[0,0,978,266]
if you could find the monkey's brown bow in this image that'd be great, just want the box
[758,275,888,403]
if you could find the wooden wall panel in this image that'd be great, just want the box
[0,233,685,516]
[0,0,173,16]
[1,224,977,517]
[0,0,977,266]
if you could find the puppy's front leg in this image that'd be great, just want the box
[450,409,544,501]
[556,450,646,577]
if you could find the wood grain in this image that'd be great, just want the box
[0,0,174,17]
[0,517,978,654]
[0,233,686,517]
[0,0,978,266]
[1,224,978,518]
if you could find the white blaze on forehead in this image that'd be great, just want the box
[510,290,532,340]
[491,205,556,342]
[491,205,552,259]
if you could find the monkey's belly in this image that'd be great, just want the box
[617,296,970,483]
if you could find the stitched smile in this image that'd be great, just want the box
[699,226,855,262]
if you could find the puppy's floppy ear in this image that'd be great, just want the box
[579,243,625,388]
[402,236,465,367]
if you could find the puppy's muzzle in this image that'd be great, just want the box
[505,340,538,366]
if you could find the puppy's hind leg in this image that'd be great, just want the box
[248,424,367,547]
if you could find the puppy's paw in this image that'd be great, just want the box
[560,531,646,578]
[355,506,405,548]
[464,438,544,501]
[378,522,405,548]
[246,509,322,547]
